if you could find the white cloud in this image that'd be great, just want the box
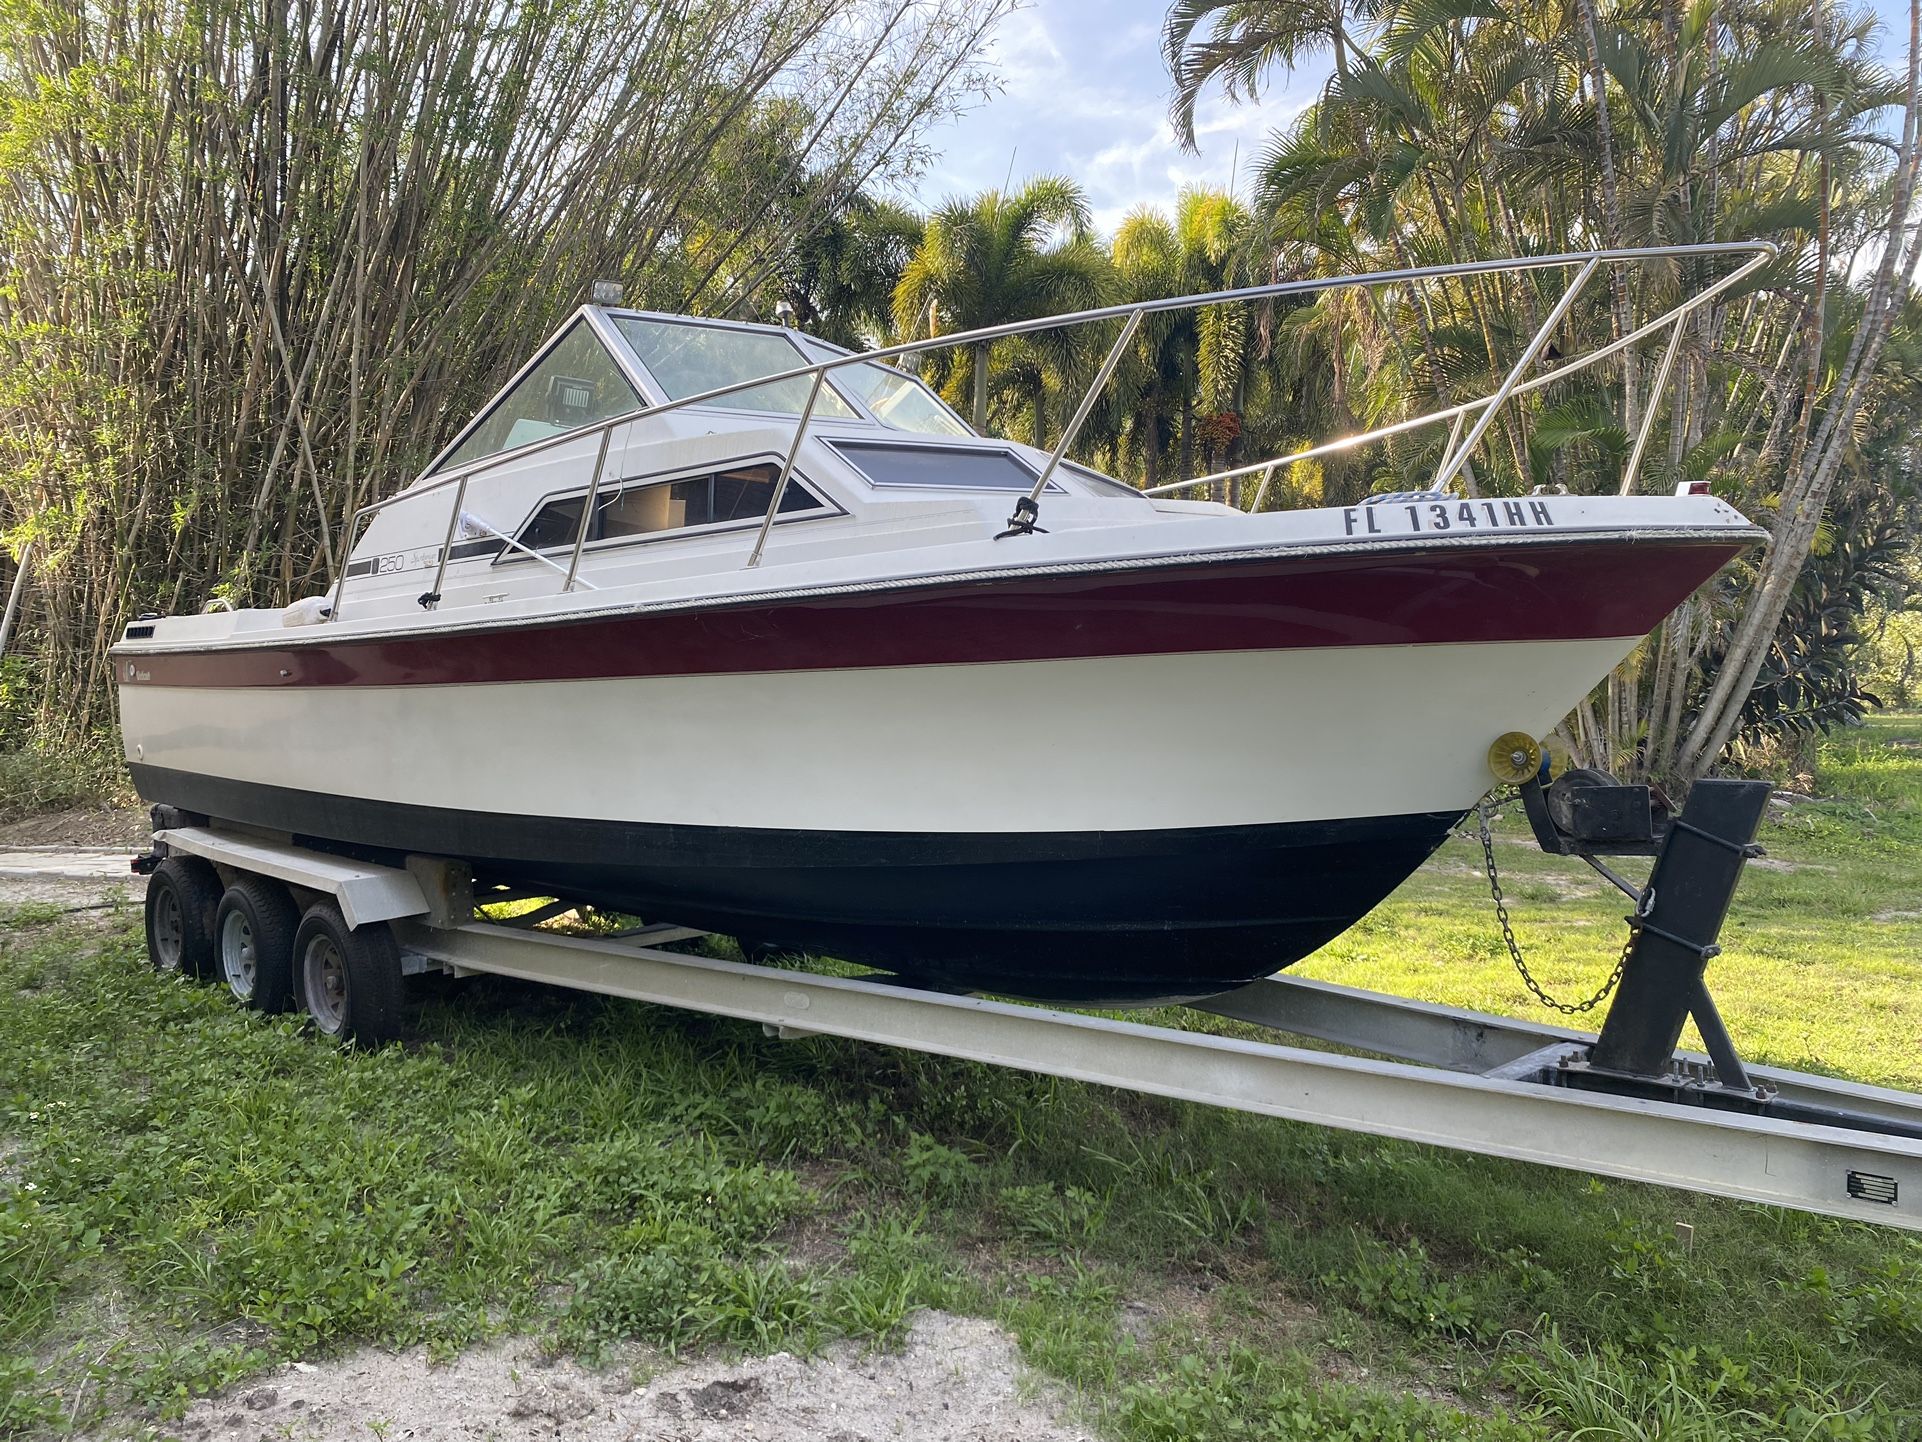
[906,0,1323,235]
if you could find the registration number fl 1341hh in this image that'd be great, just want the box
[1342,499,1556,536]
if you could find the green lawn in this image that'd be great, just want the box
[2,720,1920,1439]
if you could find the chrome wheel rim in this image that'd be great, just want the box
[220,908,257,1000]
[304,934,348,1034]
[153,887,185,971]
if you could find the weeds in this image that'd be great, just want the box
[0,740,132,822]
[1333,1237,1497,1344]
[1116,1347,1535,1442]
[999,1181,1108,1250]
[901,1132,980,1201]
[1502,1331,1898,1442]
[1801,1260,1922,1352]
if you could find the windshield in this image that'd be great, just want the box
[833,360,973,437]
[1059,460,1147,499]
[614,317,856,418]
[437,321,640,473]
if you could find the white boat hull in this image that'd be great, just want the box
[121,637,1633,834]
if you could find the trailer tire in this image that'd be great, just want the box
[215,877,299,1013]
[145,856,220,979]
[294,901,405,1047]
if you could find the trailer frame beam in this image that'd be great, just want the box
[395,916,1922,1232]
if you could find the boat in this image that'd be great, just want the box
[112,243,1772,1003]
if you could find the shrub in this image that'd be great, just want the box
[0,739,133,821]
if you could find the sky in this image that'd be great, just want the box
[910,1,1323,235]
[908,0,1920,236]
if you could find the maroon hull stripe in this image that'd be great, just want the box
[125,538,1744,689]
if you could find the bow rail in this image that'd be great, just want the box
[327,241,1774,621]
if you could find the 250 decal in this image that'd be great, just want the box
[1342,499,1556,536]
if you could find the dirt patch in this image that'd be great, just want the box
[0,805,149,849]
[0,847,145,913]
[778,1214,852,1271]
[0,878,143,913]
[1114,1276,1217,1345]
[1746,856,1832,873]
[1510,871,1607,899]
[1316,1351,1474,1412]
[111,1311,1096,1442]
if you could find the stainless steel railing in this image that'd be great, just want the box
[327,240,1774,621]
[1148,245,1772,504]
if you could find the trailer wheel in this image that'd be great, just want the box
[215,877,299,1013]
[293,901,404,1046]
[145,856,220,979]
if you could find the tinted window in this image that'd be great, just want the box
[1059,461,1145,499]
[518,494,586,551]
[829,440,1051,491]
[438,322,640,473]
[516,463,826,551]
[615,318,856,418]
[792,344,970,437]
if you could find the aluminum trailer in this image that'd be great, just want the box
[132,773,1922,1236]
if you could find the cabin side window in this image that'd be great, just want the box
[1058,460,1147,499]
[512,462,831,555]
[790,339,973,438]
[436,322,641,473]
[836,363,972,437]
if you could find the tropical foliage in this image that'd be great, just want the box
[892,177,1112,430]
[885,0,1922,781]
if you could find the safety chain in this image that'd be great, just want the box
[1476,798,1634,1016]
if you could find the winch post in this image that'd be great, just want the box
[1587,780,1772,1079]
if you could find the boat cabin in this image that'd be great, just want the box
[332,306,1173,623]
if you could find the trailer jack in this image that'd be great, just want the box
[1509,770,1922,1144]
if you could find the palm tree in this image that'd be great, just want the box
[1171,0,1916,781]
[892,177,1112,431]
[1109,206,1191,488]
[1163,0,1373,152]
[1102,190,1252,491]
[778,194,923,349]
[1175,188,1252,486]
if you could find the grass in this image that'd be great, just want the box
[2,720,1920,1438]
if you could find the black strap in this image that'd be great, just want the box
[1623,913,1723,961]
[995,495,1048,539]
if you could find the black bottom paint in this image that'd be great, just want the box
[131,765,1461,1004]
